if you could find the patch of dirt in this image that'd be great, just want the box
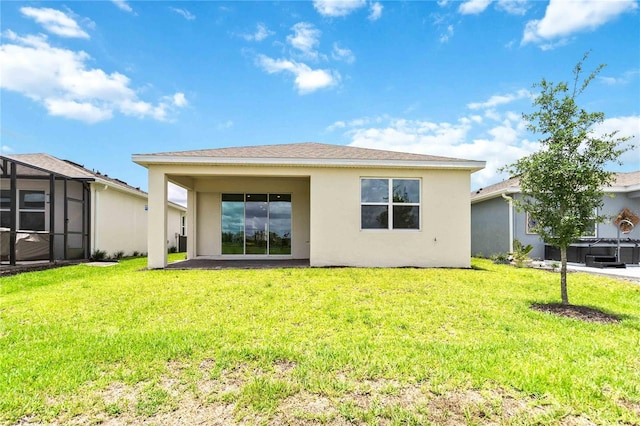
[559,414,597,425]
[35,359,628,425]
[531,303,621,324]
[427,389,554,425]
[271,391,345,425]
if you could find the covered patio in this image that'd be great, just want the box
[0,155,91,266]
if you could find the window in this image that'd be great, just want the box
[0,190,11,228]
[361,178,420,230]
[180,215,186,236]
[526,212,539,235]
[19,190,46,231]
[526,209,597,237]
[582,208,597,238]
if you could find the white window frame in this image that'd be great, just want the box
[526,209,598,237]
[0,189,11,229]
[360,178,421,231]
[581,208,598,238]
[18,189,47,231]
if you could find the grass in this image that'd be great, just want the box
[1,255,639,424]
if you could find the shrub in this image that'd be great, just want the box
[512,239,533,268]
[491,253,510,264]
[90,249,107,261]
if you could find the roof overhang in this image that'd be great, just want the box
[132,155,486,172]
[471,187,520,204]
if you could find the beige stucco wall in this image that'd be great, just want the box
[92,183,184,256]
[309,168,472,268]
[144,163,472,268]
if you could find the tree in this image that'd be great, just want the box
[503,52,631,305]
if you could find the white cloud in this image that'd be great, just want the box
[242,23,274,42]
[325,106,538,188]
[111,0,133,13]
[168,183,187,207]
[368,2,383,21]
[170,7,195,21]
[593,115,640,167]
[217,120,234,130]
[496,0,529,15]
[287,22,322,59]
[522,0,638,46]
[332,43,355,63]
[20,7,89,39]
[467,89,531,110]
[439,25,454,43]
[172,92,188,107]
[44,99,112,123]
[1,145,14,154]
[599,69,640,86]
[256,55,339,94]
[458,0,493,15]
[332,110,638,188]
[313,0,367,17]
[0,31,187,123]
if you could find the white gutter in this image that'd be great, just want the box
[131,155,486,172]
[91,183,98,253]
[502,193,514,253]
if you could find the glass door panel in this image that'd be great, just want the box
[222,194,244,254]
[268,194,291,255]
[245,194,268,255]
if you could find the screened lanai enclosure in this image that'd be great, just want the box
[0,156,91,265]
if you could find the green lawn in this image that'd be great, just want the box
[1,256,639,425]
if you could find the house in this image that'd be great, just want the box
[0,153,186,265]
[132,142,485,269]
[471,172,640,264]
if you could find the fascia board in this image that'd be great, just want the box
[471,187,520,204]
[92,178,148,200]
[607,184,640,193]
[92,178,187,211]
[132,155,486,172]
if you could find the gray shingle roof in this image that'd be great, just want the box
[472,171,640,202]
[2,153,145,194]
[136,142,475,163]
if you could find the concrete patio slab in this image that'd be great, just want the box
[165,258,310,270]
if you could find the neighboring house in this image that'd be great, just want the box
[132,142,485,269]
[471,172,640,264]
[0,154,186,264]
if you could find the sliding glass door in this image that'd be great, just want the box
[221,193,291,255]
[221,194,244,254]
[268,194,291,255]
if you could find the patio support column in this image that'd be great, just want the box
[186,189,196,260]
[9,161,17,266]
[49,174,55,262]
[148,167,168,269]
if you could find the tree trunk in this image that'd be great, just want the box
[560,246,569,305]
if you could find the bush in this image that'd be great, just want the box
[491,253,510,264]
[512,239,533,268]
[90,249,107,261]
[112,250,125,260]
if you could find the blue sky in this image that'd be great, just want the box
[1,0,639,204]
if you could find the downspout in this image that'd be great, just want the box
[91,183,97,254]
[502,193,514,253]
